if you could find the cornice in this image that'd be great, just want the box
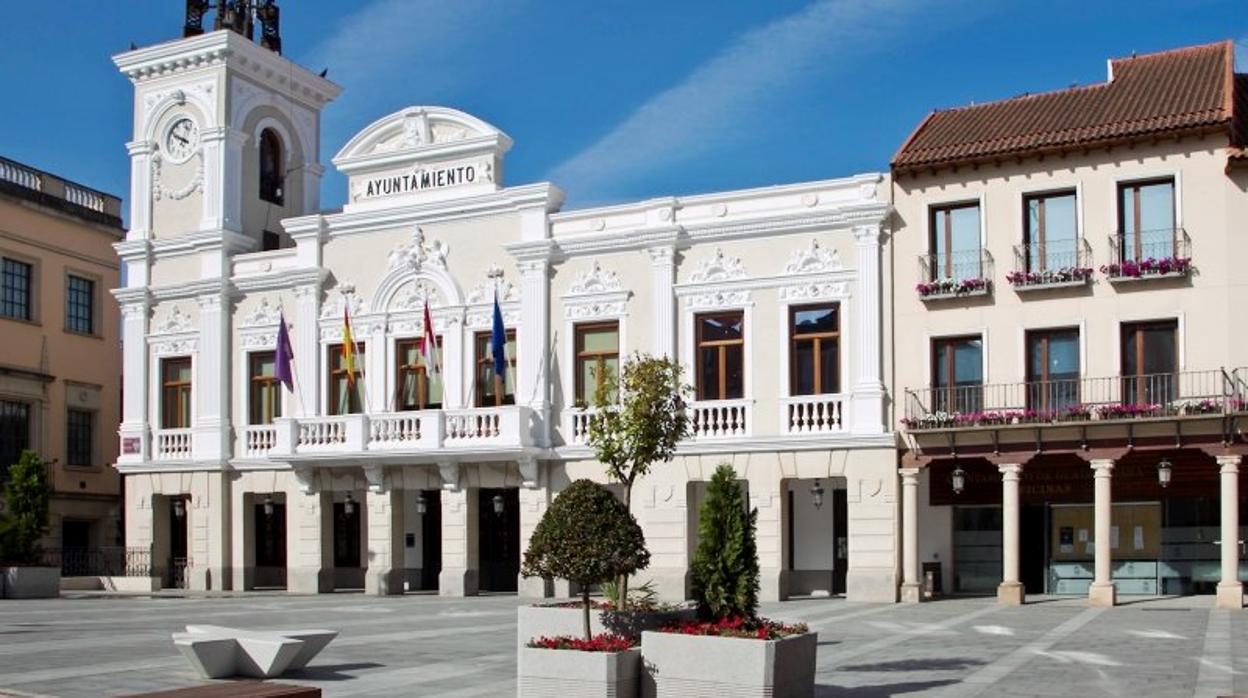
[149,229,254,257]
[319,183,564,238]
[232,267,327,293]
[554,432,896,459]
[111,287,152,307]
[150,278,233,303]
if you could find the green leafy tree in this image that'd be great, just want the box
[522,479,651,640]
[1,451,51,565]
[691,464,759,621]
[587,353,691,607]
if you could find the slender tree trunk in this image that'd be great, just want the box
[582,587,592,641]
[617,479,634,611]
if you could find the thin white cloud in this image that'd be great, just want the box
[548,0,933,200]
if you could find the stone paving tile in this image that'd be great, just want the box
[0,592,1240,697]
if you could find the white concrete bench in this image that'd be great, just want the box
[172,625,337,679]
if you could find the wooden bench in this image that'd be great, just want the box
[121,680,320,697]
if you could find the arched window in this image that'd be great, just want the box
[259,128,285,205]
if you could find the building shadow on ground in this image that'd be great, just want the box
[836,657,985,673]
[284,662,384,681]
[815,679,962,696]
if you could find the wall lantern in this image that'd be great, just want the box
[173,499,186,519]
[263,494,275,517]
[344,493,356,516]
[810,480,826,509]
[951,466,967,496]
[1157,459,1173,488]
[415,493,427,516]
[492,493,505,516]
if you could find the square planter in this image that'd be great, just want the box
[518,604,696,645]
[519,646,640,698]
[1,566,61,599]
[640,630,817,698]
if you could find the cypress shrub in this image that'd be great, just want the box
[690,464,759,621]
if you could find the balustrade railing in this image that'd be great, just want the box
[781,394,845,434]
[153,428,192,460]
[64,183,107,212]
[903,367,1245,430]
[269,406,533,456]
[565,407,598,446]
[369,412,424,447]
[445,408,503,442]
[243,425,277,457]
[297,417,349,450]
[689,399,752,439]
[0,157,42,191]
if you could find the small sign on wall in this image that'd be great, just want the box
[122,437,140,455]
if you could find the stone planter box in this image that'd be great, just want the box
[518,604,696,644]
[1,566,61,599]
[519,646,640,698]
[640,629,818,697]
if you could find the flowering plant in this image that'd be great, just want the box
[916,277,990,297]
[1063,403,1092,420]
[1094,403,1161,419]
[1005,267,1093,286]
[1100,256,1191,279]
[526,633,636,652]
[1170,398,1222,414]
[660,616,808,640]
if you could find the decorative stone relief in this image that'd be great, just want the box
[155,306,193,334]
[778,281,850,302]
[391,281,442,311]
[387,227,448,273]
[151,151,204,201]
[567,262,622,296]
[465,306,520,330]
[688,248,746,283]
[565,300,628,320]
[240,297,282,327]
[784,239,842,274]
[683,289,752,310]
[320,283,365,320]
[151,337,198,355]
[431,122,470,142]
[465,265,518,304]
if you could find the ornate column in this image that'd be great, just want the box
[438,464,479,596]
[199,126,247,233]
[117,297,151,464]
[851,224,885,435]
[998,463,1025,605]
[125,140,154,241]
[193,291,231,463]
[517,258,551,444]
[364,466,404,596]
[1217,455,1244,609]
[1089,459,1116,607]
[646,244,677,357]
[899,468,922,603]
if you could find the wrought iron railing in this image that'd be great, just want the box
[1009,238,1093,287]
[41,547,154,577]
[1104,228,1192,279]
[903,367,1246,430]
[917,249,993,298]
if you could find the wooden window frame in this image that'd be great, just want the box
[0,258,33,322]
[788,303,840,396]
[1023,190,1077,272]
[248,350,281,425]
[474,330,516,408]
[1117,177,1176,259]
[1120,320,1178,404]
[574,321,620,406]
[327,342,365,415]
[161,357,192,429]
[65,274,95,335]
[931,335,982,412]
[928,202,981,279]
[1025,327,1080,413]
[66,408,94,467]
[695,310,745,401]
[396,337,443,411]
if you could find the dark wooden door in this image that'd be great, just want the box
[420,490,442,591]
[833,489,848,594]
[478,489,519,592]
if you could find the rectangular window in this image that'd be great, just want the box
[0,400,30,477]
[328,343,365,415]
[1118,178,1176,261]
[1,258,32,321]
[248,351,282,425]
[1121,320,1177,405]
[66,409,94,466]
[575,322,620,406]
[932,336,983,413]
[1024,191,1078,272]
[475,331,516,407]
[396,338,443,411]
[1026,328,1080,413]
[790,304,840,395]
[161,357,192,429]
[929,202,981,281]
[66,275,95,334]
[696,311,745,401]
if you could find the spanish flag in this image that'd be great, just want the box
[342,308,357,389]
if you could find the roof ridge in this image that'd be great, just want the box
[1107,38,1231,67]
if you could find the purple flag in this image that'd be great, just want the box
[275,311,294,392]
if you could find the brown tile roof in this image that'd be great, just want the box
[893,41,1243,173]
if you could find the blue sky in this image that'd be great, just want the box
[1,1,1245,214]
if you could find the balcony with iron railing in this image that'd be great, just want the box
[1007,239,1094,290]
[1102,228,1192,281]
[0,155,123,226]
[916,249,993,300]
[902,367,1247,432]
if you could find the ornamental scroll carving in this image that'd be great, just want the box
[784,239,842,274]
[688,248,746,283]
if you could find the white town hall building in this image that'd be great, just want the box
[111,26,897,602]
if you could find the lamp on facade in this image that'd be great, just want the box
[951,466,967,496]
[1157,458,1173,488]
[263,494,275,517]
[173,499,186,519]
[810,480,825,509]
[344,493,355,516]
[415,493,427,516]
[492,493,505,516]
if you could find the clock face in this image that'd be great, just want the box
[164,118,199,163]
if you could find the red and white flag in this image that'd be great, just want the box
[419,300,440,378]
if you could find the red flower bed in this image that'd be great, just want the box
[526,633,636,652]
[659,616,809,640]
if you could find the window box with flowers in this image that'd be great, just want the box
[916,277,991,300]
[1101,256,1192,282]
[1006,267,1094,291]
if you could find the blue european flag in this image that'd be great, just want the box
[490,291,507,378]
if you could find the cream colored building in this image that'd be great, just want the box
[890,41,1248,607]
[112,25,899,600]
[0,156,124,555]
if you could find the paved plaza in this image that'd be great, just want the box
[0,592,1243,697]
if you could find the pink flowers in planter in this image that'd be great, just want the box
[1100,256,1191,279]
[916,277,990,298]
[527,633,636,652]
[1006,267,1093,287]
[1094,403,1161,419]
[660,616,809,641]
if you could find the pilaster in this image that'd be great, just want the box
[286,473,333,594]
[125,140,154,241]
[646,244,676,357]
[851,224,885,434]
[199,126,248,233]
[439,468,479,597]
[192,291,231,462]
[292,284,320,416]
[365,471,404,596]
[118,299,152,464]
[517,464,552,599]
[749,477,788,602]
[517,257,551,444]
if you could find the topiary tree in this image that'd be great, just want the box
[1,451,51,565]
[691,464,759,621]
[522,479,651,640]
[587,353,691,607]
